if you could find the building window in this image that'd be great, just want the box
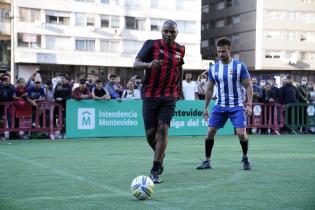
[18,33,41,48]
[201,23,209,31]
[216,1,225,10]
[202,5,209,13]
[265,51,281,59]
[0,9,11,22]
[101,15,109,28]
[100,15,120,28]
[75,13,95,27]
[232,34,239,45]
[46,11,70,25]
[201,40,208,48]
[19,8,40,22]
[75,39,95,51]
[215,19,224,28]
[101,0,109,3]
[46,35,70,50]
[150,18,163,31]
[226,0,232,7]
[125,16,145,30]
[111,16,120,28]
[123,40,143,53]
[75,13,85,26]
[100,40,119,53]
[177,20,196,33]
[87,16,95,26]
[232,15,240,24]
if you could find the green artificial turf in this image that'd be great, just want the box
[0,135,314,210]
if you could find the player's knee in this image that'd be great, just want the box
[145,128,156,140]
[238,133,248,141]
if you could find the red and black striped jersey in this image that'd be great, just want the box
[136,39,185,99]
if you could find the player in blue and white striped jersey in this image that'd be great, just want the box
[197,38,253,170]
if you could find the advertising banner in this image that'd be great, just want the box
[66,100,233,138]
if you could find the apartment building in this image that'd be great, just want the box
[9,0,209,83]
[201,0,315,81]
[0,0,11,72]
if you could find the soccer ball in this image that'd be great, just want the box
[130,175,154,200]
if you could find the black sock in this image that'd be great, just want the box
[152,161,161,172]
[205,138,214,159]
[240,139,248,157]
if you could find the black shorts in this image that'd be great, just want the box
[142,97,176,130]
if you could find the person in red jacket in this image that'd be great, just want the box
[72,79,91,100]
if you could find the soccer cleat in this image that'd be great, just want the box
[196,160,211,170]
[242,157,251,170]
[150,170,162,184]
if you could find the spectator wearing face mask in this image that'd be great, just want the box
[197,74,207,100]
[251,77,262,103]
[279,76,299,134]
[267,77,279,101]
[297,77,310,103]
[122,81,141,100]
[279,76,299,105]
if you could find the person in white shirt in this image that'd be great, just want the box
[182,72,198,100]
[121,81,141,100]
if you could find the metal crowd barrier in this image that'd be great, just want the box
[284,103,315,132]
[0,101,63,139]
[246,103,284,133]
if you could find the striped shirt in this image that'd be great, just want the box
[208,59,250,107]
[136,39,185,98]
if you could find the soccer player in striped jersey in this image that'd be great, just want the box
[197,38,253,170]
[133,20,185,183]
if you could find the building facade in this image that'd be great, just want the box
[8,0,209,83]
[201,0,315,82]
[0,0,11,73]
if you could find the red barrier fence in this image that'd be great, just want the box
[246,103,284,133]
[0,101,63,139]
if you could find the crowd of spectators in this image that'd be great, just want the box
[0,69,143,140]
[0,69,315,140]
